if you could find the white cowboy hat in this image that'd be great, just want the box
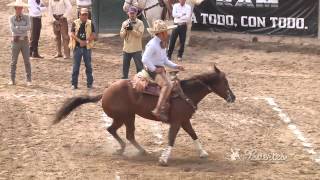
[7,0,29,7]
[147,20,177,34]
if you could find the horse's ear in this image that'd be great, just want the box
[214,64,221,73]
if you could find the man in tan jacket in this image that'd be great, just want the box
[120,6,144,79]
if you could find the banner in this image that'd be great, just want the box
[192,0,318,36]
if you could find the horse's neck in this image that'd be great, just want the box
[183,81,211,105]
[138,0,157,8]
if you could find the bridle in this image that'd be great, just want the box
[197,79,214,93]
[198,79,234,103]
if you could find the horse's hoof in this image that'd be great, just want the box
[158,157,168,166]
[113,149,125,155]
[200,150,209,158]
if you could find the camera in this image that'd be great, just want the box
[125,20,133,31]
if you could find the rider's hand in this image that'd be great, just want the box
[176,65,185,71]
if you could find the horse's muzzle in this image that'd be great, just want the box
[226,90,236,103]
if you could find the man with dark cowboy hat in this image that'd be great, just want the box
[8,0,32,86]
[142,20,185,122]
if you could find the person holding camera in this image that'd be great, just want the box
[119,6,144,79]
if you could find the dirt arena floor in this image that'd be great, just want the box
[1,0,320,179]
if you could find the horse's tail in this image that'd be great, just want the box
[53,94,103,125]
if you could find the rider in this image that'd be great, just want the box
[142,20,185,122]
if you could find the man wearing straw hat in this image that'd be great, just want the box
[8,0,32,86]
[142,20,185,121]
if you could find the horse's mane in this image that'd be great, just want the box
[180,72,220,91]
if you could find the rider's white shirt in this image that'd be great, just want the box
[142,36,177,72]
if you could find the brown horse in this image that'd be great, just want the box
[54,66,235,166]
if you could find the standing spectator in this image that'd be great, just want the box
[48,0,72,59]
[76,0,92,19]
[8,0,32,86]
[69,8,96,89]
[120,6,144,79]
[167,0,191,61]
[28,0,46,58]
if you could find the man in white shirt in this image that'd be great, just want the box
[48,0,72,59]
[76,0,92,19]
[167,0,191,61]
[142,20,184,122]
[28,0,46,58]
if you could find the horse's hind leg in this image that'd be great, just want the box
[107,118,126,155]
[124,116,147,155]
[181,121,208,158]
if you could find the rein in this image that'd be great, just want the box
[197,79,214,93]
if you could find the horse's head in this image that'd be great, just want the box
[206,65,236,103]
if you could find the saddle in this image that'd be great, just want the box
[131,70,197,121]
[131,70,197,111]
[131,69,180,97]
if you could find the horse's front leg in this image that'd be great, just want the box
[181,121,209,158]
[159,123,181,166]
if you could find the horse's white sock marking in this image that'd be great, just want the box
[194,139,208,158]
[159,146,172,164]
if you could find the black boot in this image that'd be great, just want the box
[32,49,44,59]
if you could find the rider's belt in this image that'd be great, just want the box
[13,36,28,42]
[174,22,187,26]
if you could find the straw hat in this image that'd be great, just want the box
[147,20,177,34]
[7,0,29,7]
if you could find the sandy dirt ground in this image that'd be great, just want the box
[0,0,320,179]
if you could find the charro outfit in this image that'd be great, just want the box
[142,34,178,121]
[9,14,32,84]
[48,0,72,58]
